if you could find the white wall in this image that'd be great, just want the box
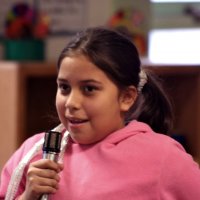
[45,0,113,61]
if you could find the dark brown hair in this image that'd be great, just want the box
[57,27,173,134]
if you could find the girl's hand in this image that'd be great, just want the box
[18,159,63,200]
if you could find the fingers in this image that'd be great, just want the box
[28,175,59,193]
[27,167,60,182]
[27,159,63,186]
[30,159,63,172]
[22,159,63,199]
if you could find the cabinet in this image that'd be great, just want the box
[142,61,200,163]
[0,62,200,171]
[0,62,58,172]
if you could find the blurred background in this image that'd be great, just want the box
[0,0,200,171]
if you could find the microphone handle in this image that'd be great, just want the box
[40,194,49,200]
[40,152,59,200]
[43,152,59,162]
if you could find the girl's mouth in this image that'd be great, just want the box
[68,118,88,125]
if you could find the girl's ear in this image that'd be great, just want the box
[119,86,138,112]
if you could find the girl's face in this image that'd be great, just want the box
[56,55,136,144]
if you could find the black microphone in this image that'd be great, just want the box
[40,130,62,200]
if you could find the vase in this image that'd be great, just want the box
[4,39,45,61]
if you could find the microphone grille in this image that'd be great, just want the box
[43,131,62,153]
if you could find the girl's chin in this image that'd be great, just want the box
[69,134,99,145]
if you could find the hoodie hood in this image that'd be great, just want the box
[102,120,153,145]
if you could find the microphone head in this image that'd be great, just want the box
[43,131,62,153]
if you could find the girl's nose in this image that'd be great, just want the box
[64,91,81,111]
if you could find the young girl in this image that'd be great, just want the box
[1,27,200,200]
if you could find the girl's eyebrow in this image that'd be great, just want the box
[80,79,102,85]
[57,78,68,82]
[57,78,102,85]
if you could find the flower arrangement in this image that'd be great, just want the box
[107,8,146,55]
[4,2,49,39]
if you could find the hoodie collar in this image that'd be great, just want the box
[103,120,153,144]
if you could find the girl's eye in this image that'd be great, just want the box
[58,83,70,94]
[83,85,97,94]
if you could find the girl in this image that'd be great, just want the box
[1,27,200,200]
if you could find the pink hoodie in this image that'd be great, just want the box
[1,120,200,199]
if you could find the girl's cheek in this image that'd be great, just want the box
[56,99,64,118]
[56,102,64,115]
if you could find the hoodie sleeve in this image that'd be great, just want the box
[159,140,200,200]
[0,133,44,199]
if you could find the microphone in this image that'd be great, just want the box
[40,130,62,200]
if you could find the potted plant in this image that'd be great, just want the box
[4,2,49,61]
